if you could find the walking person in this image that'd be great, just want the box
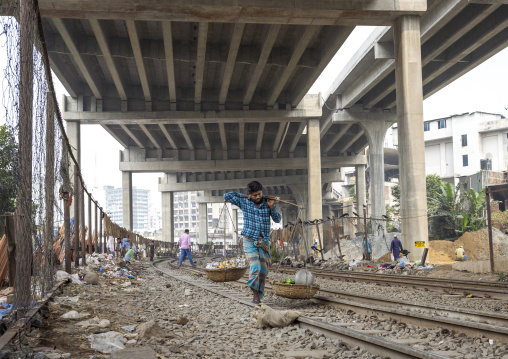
[149,241,156,261]
[390,235,403,261]
[178,229,195,266]
[224,181,281,304]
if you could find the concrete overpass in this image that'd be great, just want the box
[21,0,429,247]
[318,0,508,257]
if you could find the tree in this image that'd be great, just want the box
[392,174,443,212]
[0,124,18,224]
[492,210,508,232]
[428,182,464,240]
[462,188,487,231]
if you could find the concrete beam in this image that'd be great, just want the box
[126,20,151,103]
[159,171,343,192]
[140,124,161,149]
[219,23,245,107]
[62,103,322,125]
[52,18,102,99]
[120,124,144,148]
[158,124,177,150]
[267,26,320,107]
[89,19,127,101]
[332,111,397,123]
[194,23,208,110]
[37,1,427,25]
[120,155,367,173]
[178,124,194,150]
[162,21,177,110]
[102,124,128,148]
[323,123,352,153]
[338,131,365,153]
[243,25,280,106]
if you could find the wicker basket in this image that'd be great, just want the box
[204,266,248,282]
[271,282,320,299]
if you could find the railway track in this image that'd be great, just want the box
[273,267,508,300]
[153,259,508,358]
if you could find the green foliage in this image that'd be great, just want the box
[429,182,489,240]
[492,210,508,232]
[426,174,443,212]
[349,186,357,202]
[270,244,282,262]
[385,204,396,232]
[428,182,464,240]
[0,124,18,224]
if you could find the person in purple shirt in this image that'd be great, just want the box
[178,229,195,266]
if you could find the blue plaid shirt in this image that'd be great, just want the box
[223,192,281,241]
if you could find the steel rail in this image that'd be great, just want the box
[152,259,448,359]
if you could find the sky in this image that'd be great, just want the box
[2,25,508,213]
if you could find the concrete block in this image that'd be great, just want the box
[110,347,157,359]
[451,260,508,273]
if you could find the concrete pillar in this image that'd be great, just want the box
[198,203,208,244]
[122,171,133,230]
[307,118,323,221]
[362,121,392,230]
[281,206,288,226]
[66,121,80,219]
[394,15,428,260]
[355,164,366,213]
[162,191,175,243]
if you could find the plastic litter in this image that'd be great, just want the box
[122,325,135,332]
[76,317,110,328]
[88,331,126,353]
[60,310,91,319]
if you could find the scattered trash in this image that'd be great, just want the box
[122,325,135,332]
[252,304,301,328]
[88,331,126,353]
[60,311,91,320]
[76,317,110,328]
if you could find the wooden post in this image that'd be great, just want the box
[100,209,103,254]
[5,214,16,286]
[88,195,92,254]
[315,221,325,261]
[363,207,369,261]
[486,189,495,272]
[64,193,71,274]
[74,166,80,266]
[420,248,429,267]
[45,93,56,282]
[16,0,35,314]
[94,202,98,253]
[80,186,86,265]
[333,217,343,261]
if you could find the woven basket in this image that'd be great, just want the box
[204,266,248,282]
[272,282,320,299]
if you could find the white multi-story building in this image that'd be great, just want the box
[104,185,149,233]
[393,112,508,180]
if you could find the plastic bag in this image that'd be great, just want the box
[390,254,394,261]
[252,304,301,328]
[60,310,91,319]
[88,331,126,353]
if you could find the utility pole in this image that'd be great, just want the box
[363,207,368,261]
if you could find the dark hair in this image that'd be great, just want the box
[247,181,263,194]
[185,229,189,233]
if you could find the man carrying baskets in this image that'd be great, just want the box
[224,181,281,304]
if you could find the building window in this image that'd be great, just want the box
[463,154,468,167]
[461,134,467,147]
[424,122,430,131]
[438,119,446,129]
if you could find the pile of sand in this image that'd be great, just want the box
[429,227,508,262]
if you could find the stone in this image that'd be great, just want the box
[84,272,99,285]
[6,294,14,304]
[177,317,189,326]
[137,320,164,338]
[110,347,157,359]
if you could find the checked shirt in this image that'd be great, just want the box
[223,192,281,241]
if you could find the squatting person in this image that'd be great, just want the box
[224,181,281,304]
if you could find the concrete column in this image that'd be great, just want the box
[307,118,323,221]
[281,206,288,226]
[198,203,208,244]
[395,15,428,260]
[122,171,133,230]
[162,191,175,243]
[355,164,366,213]
[362,121,392,228]
[66,121,80,219]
